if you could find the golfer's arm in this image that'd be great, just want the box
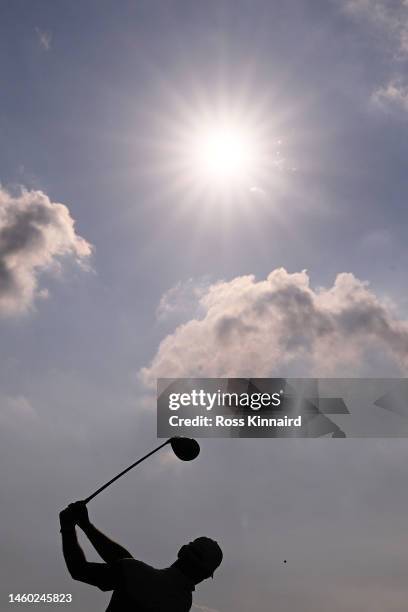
[61,526,116,590]
[81,522,133,563]
[61,526,91,580]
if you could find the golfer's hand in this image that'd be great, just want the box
[67,501,91,529]
[59,506,75,531]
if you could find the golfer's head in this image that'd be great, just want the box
[177,537,223,583]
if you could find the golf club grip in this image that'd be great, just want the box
[83,439,171,504]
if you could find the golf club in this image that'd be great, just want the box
[83,437,200,504]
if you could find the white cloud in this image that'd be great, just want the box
[140,268,408,387]
[0,395,36,427]
[35,27,52,51]
[372,78,408,112]
[156,278,210,322]
[0,186,92,316]
[342,1,408,113]
[343,0,408,57]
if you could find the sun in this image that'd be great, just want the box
[150,101,289,213]
[189,121,258,185]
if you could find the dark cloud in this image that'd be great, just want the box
[0,186,92,315]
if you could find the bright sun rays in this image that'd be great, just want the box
[148,94,296,227]
[176,111,272,201]
[189,120,259,185]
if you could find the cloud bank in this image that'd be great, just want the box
[140,269,408,386]
[0,186,92,315]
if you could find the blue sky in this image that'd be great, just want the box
[1,1,408,610]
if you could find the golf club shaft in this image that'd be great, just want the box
[83,439,171,504]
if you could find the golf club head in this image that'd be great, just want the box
[170,437,200,461]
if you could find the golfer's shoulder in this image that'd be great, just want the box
[116,557,155,577]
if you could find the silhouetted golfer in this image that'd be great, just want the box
[60,501,223,611]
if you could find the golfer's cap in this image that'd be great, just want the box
[180,537,223,577]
